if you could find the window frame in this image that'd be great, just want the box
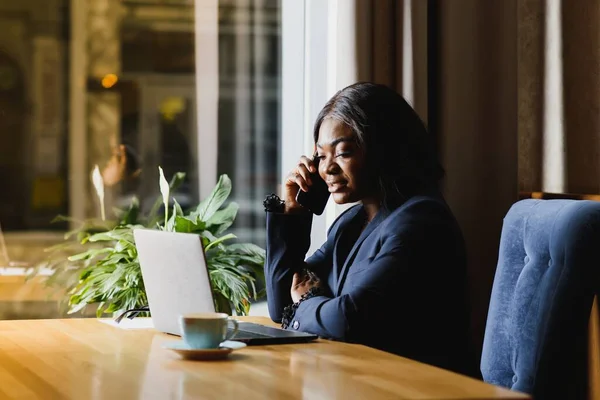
[281,0,358,254]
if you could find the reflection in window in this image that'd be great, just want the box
[117,0,281,247]
[0,0,281,259]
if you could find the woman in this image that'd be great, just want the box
[263,82,475,376]
[101,144,141,187]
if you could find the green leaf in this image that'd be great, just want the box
[51,214,82,224]
[205,202,239,235]
[117,196,141,225]
[201,231,218,243]
[173,198,184,217]
[165,199,185,232]
[205,233,236,251]
[226,243,266,258]
[87,229,133,243]
[209,266,250,308]
[113,239,134,254]
[67,247,112,261]
[104,253,129,265]
[174,215,205,233]
[194,174,232,222]
[213,292,233,315]
[218,254,263,267]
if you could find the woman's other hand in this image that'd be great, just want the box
[291,270,321,303]
[284,155,317,213]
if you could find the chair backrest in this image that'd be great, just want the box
[481,199,600,399]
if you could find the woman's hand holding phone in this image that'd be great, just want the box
[284,155,330,215]
[283,155,317,214]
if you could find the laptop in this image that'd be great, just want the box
[133,228,318,345]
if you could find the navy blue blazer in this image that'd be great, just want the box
[265,190,475,375]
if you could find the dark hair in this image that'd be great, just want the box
[122,144,140,176]
[313,82,444,208]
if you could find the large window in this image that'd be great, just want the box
[216,0,281,245]
[0,0,281,317]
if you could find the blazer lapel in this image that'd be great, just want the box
[335,208,388,296]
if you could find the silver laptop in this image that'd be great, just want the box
[133,228,317,345]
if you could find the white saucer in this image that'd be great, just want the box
[163,340,247,361]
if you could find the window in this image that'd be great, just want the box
[0,0,281,318]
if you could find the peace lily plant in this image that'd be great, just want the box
[32,168,266,317]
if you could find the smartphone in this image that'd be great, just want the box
[295,158,330,215]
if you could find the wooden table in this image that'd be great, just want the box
[0,316,529,400]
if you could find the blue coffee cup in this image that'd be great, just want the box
[179,313,239,349]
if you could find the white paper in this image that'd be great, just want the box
[99,318,154,330]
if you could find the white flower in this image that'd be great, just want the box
[158,166,170,227]
[92,165,105,220]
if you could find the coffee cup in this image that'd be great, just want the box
[179,312,239,349]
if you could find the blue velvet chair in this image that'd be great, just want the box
[481,199,600,399]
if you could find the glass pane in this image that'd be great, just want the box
[0,8,69,233]
[217,1,281,247]
[119,8,199,217]
[0,0,281,318]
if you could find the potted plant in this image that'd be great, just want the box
[32,168,266,317]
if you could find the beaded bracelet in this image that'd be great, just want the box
[281,287,324,329]
[263,193,285,213]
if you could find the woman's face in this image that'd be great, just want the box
[315,118,373,204]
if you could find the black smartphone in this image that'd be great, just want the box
[295,158,330,215]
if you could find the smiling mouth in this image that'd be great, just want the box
[328,182,347,192]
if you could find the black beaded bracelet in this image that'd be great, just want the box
[263,193,285,213]
[281,287,324,329]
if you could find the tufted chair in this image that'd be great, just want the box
[481,199,600,399]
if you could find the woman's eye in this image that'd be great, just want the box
[335,152,351,158]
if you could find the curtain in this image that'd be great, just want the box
[354,0,428,124]
[435,0,518,374]
[519,0,600,194]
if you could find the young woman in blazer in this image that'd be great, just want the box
[264,82,475,377]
